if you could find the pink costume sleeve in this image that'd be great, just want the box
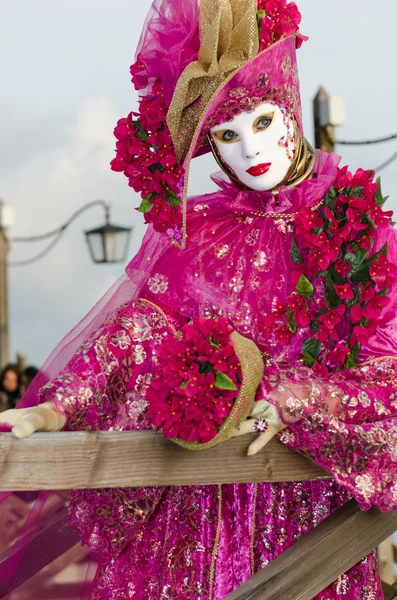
[36,298,179,557]
[262,349,397,513]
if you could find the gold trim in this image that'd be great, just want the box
[209,484,223,600]
[136,298,177,335]
[250,483,259,574]
[359,355,397,366]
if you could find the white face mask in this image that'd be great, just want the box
[210,102,296,191]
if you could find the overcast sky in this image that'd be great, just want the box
[1,0,397,366]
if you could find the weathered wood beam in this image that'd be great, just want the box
[0,507,80,597]
[0,432,330,491]
[382,582,397,600]
[226,500,397,600]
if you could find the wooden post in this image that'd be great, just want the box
[0,201,9,369]
[313,87,335,153]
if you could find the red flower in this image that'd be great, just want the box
[287,294,304,313]
[130,54,148,90]
[361,284,376,302]
[148,318,242,444]
[357,234,374,251]
[350,305,363,324]
[319,306,346,330]
[111,85,185,231]
[328,344,351,368]
[334,166,353,191]
[257,0,307,51]
[275,325,295,345]
[295,207,323,232]
[339,207,368,241]
[351,326,370,346]
[334,283,355,300]
[334,260,351,278]
[362,296,390,320]
[370,255,395,285]
[312,363,329,377]
[295,309,311,328]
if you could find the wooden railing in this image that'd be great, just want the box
[0,431,396,599]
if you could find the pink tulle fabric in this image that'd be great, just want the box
[133,0,200,107]
[5,151,397,599]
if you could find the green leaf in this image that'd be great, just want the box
[310,320,321,332]
[347,287,361,308]
[257,9,266,19]
[377,288,389,296]
[209,336,221,350]
[291,237,304,264]
[133,120,149,142]
[344,253,360,271]
[138,194,157,213]
[195,360,213,375]
[180,381,188,390]
[296,275,314,299]
[325,273,342,309]
[350,263,371,285]
[351,186,364,198]
[324,188,336,211]
[302,338,322,359]
[375,176,388,207]
[167,190,182,207]
[350,243,368,265]
[303,352,316,367]
[343,343,360,370]
[214,371,237,391]
[369,242,388,263]
[149,163,166,174]
[288,320,298,334]
[329,266,346,285]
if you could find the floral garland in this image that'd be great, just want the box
[257,0,308,52]
[263,167,396,374]
[148,318,242,444]
[110,71,185,233]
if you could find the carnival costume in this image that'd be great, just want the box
[3,1,397,598]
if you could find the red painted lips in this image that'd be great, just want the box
[246,163,272,177]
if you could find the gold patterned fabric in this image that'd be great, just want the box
[166,0,259,160]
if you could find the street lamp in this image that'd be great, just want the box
[85,208,132,264]
[9,200,132,267]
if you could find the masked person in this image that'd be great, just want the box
[1,1,397,598]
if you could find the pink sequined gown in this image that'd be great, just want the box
[37,152,397,599]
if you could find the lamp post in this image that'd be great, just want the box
[0,201,15,368]
[1,200,132,367]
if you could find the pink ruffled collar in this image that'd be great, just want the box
[211,150,341,216]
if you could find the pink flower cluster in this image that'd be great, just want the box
[263,167,396,372]
[148,318,242,444]
[110,57,184,233]
[257,0,308,52]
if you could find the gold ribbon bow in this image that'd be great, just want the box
[166,0,260,161]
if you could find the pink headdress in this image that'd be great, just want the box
[111,0,307,247]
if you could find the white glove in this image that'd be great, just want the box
[232,399,285,456]
[0,402,66,439]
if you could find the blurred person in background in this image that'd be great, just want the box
[0,364,23,412]
[22,366,39,393]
